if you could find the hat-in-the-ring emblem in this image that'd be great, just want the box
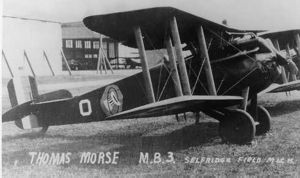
[100,85,123,116]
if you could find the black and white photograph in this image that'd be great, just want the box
[1,0,300,177]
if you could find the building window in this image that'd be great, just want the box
[85,54,93,59]
[93,54,98,58]
[85,41,91,49]
[66,40,73,48]
[75,40,82,48]
[93,41,100,49]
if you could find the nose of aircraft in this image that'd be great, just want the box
[265,38,299,80]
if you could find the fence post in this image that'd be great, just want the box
[60,49,72,76]
[24,50,36,77]
[2,50,14,77]
[43,50,55,76]
[101,47,114,74]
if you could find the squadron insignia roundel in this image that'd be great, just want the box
[100,85,123,116]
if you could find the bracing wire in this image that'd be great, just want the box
[158,69,173,101]
[207,28,261,95]
[134,74,148,99]
[143,31,166,99]
[189,65,209,95]
[216,75,226,94]
[192,57,206,94]
[207,29,257,62]
[221,67,258,95]
[156,64,163,100]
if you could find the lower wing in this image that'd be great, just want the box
[106,95,242,120]
[259,80,300,94]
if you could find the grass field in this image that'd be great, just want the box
[2,74,300,177]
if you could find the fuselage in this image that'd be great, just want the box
[182,35,286,98]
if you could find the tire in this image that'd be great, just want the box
[219,109,256,144]
[255,106,271,136]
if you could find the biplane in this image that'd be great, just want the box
[258,29,300,93]
[124,57,141,69]
[3,7,300,144]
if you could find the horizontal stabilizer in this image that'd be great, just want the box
[2,97,73,123]
[35,89,72,103]
[2,101,32,123]
[106,95,243,120]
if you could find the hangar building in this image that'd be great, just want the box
[61,22,119,70]
[2,16,63,78]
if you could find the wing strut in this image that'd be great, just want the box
[197,26,217,95]
[165,36,183,96]
[295,33,300,55]
[170,17,192,95]
[133,26,156,103]
[273,39,288,84]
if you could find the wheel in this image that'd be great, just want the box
[219,109,256,144]
[255,106,271,136]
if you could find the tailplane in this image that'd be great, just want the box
[4,76,72,133]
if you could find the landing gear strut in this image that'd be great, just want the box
[247,95,271,135]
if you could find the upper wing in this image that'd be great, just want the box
[259,80,300,94]
[259,29,300,49]
[83,7,249,49]
[106,95,242,120]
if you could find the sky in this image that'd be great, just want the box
[2,0,300,30]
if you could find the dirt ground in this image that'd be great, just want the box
[2,73,300,177]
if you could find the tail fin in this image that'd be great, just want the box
[7,76,40,129]
[4,76,75,133]
[5,76,73,131]
[7,76,39,107]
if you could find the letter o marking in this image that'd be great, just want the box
[79,99,92,116]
